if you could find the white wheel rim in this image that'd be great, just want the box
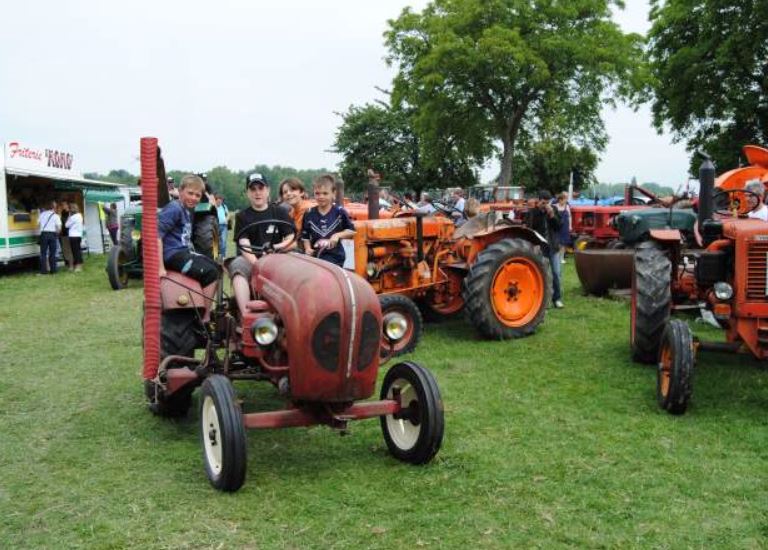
[202,395,222,475]
[385,378,420,451]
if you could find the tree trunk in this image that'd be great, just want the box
[499,133,514,186]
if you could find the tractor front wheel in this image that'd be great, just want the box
[380,361,444,464]
[107,245,129,290]
[379,294,423,358]
[631,242,671,364]
[657,320,695,415]
[200,375,247,492]
[463,238,551,339]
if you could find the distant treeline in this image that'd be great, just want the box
[583,182,676,199]
[85,166,332,210]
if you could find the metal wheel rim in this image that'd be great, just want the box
[385,378,420,450]
[202,395,223,475]
[117,250,129,285]
[491,258,544,327]
[659,343,672,398]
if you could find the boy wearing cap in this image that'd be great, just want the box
[228,173,296,316]
[158,174,219,303]
[301,174,356,268]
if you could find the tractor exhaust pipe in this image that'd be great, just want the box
[698,153,715,226]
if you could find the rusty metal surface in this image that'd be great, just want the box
[574,248,634,296]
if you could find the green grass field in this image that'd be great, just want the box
[1,256,766,548]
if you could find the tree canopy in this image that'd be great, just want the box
[332,101,479,192]
[385,0,644,186]
[647,0,768,172]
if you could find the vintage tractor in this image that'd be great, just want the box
[628,151,768,414]
[139,138,444,491]
[348,206,553,355]
[106,167,219,290]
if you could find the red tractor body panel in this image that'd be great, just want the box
[252,253,382,402]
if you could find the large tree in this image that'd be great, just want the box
[333,101,478,192]
[385,0,643,186]
[647,0,768,172]
[512,138,598,193]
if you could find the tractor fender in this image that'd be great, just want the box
[463,225,547,265]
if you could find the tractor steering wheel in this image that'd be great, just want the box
[235,219,296,257]
[432,200,467,219]
[712,189,762,218]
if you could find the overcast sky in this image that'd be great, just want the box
[0,0,690,188]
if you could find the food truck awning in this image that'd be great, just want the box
[6,167,128,202]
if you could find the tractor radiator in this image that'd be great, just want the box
[746,241,768,300]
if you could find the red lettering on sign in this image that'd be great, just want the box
[8,141,43,161]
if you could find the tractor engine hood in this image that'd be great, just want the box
[252,253,382,402]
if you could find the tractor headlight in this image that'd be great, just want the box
[366,262,377,277]
[713,282,733,301]
[251,317,278,346]
[383,312,408,341]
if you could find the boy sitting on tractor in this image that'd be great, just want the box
[300,174,356,267]
[158,174,219,306]
[228,172,296,317]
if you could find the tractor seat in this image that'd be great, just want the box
[246,300,269,312]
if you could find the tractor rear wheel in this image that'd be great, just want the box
[656,320,694,415]
[107,245,129,290]
[194,213,220,259]
[161,309,203,359]
[463,238,551,340]
[144,379,194,418]
[200,375,247,492]
[631,242,671,364]
[380,361,444,464]
[379,294,423,358]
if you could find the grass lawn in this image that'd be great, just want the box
[1,254,767,548]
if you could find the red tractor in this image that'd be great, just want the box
[629,152,768,414]
[140,139,444,491]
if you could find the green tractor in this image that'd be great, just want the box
[107,166,219,290]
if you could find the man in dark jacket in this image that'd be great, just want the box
[525,189,563,308]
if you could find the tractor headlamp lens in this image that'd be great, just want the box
[714,282,733,301]
[383,312,408,341]
[366,262,377,277]
[251,318,278,346]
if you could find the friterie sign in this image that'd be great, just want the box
[4,141,81,177]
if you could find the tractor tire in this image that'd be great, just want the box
[379,294,423,358]
[463,238,551,340]
[161,309,203,359]
[656,320,694,415]
[420,268,465,322]
[119,217,136,261]
[380,361,444,465]
[193,213,220,259]
[107,245,129,290]
[200,374,247,492]
[631,242,671,364]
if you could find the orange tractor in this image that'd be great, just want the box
[348,208,553,354]
[629,148,768,414]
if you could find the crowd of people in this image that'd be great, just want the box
[36,199,87,275]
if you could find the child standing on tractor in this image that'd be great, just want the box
[301,174,356,268]
[158,174,219,304]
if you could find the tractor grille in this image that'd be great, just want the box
[356,311,379,371]
[746,241,768,301]
[311,313,341,372]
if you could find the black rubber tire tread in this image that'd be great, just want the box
[193,212,220,259]
[379,294,423,358]
[656,320,694,415]
[462,238,551,340]
[379,361,444,465]
[161,309,202,359]
[200,375,247,492]
[631,242,671,364]
[107,245,127,290]
[119,216,136,261]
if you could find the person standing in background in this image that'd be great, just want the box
[215,194,229,258]
[66,203,84,272]
[38,200,62,275]
[103,202,119,245]
[525,190,563,308]
[59,200,73,270]
[554,192,572,264]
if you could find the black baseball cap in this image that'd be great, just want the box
[246,172,269,189]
